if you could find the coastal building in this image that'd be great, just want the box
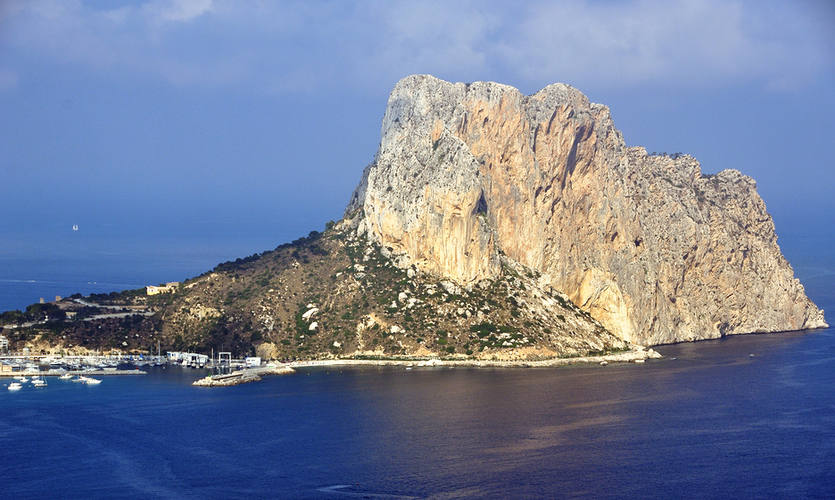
[146,282,180,295]
[184,353,209,367]
[167,351,209,367]
[245,357,261,368]
[0,335,8,352]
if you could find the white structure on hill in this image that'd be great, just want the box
[146,282,180,295]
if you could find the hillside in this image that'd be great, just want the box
[156,224,627,360]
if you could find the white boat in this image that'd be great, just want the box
[32,379,47,388]
[59,373,73,380]
[7,382,22,391]
[81,376,102,385]
[15,376,29,383]
[71,376,85,383]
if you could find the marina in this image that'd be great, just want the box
[0,369,145,378]
[0,354,160,378]
[1,351,273,391]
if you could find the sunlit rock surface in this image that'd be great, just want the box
[348,74,826,345]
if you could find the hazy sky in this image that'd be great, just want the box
[1,0,833,266]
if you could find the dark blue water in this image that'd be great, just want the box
[2,321,835,499]
[1,233,833,497]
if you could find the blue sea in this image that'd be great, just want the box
[2,325,835,499]
[1,233,833,498]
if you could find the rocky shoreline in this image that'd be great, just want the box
[192,364,295,387]
[190,347,660,387]
[289,346,661,369]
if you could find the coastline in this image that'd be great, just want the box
[192,364,295,387]
[287,346,662,369]
[191,347,661,387]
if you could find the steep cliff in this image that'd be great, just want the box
[348,74,826,345]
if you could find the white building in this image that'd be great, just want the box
[245,357,261,368]
[146,282,180,295]
[0,335,8,352]
[167,351,208,367]
[181,353,208,367]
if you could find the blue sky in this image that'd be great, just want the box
[0,0,833,280]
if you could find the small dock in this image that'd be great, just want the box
[1,369,146,377]
[192,365,294,387]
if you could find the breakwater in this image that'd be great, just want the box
[192,365,295,387]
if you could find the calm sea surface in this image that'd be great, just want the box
[2,323,834,499]
[1,237,833,498]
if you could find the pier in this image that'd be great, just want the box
[192,365,294,387]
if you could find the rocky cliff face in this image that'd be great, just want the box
[348,74,826,345]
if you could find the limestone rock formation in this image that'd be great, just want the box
[348,74,826,345]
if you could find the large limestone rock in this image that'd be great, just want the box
[348,74,827,345]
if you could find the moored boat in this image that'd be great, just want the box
[7,382,22,391]
[80,376,102,385]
